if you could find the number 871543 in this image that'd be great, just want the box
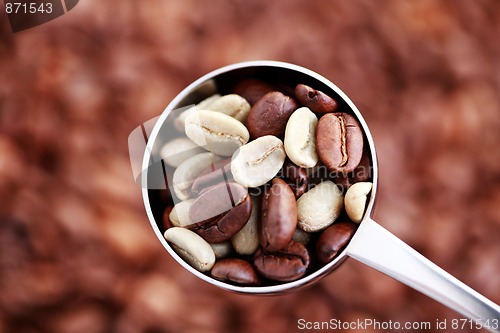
[5,2,53,14]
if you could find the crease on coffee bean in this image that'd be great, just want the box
[337,114,348,167]
[198,124,246,144]
[300,121,314,151]
[171,243,205,268]
[262,191,271,248]
[247,144,281,166]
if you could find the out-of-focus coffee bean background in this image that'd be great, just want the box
[1,1,499,332]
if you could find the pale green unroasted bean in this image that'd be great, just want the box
[185,110,250,156]
[169,199,195,227]
[160,137,206,167]
[284,107,318,168]
[164,227,216,272]
[231,195,260,255]
[344,182,372,223]
[297,181,344,232]
[172,152,219,200]
[174,94,221,132]
[231,135,286,188]
[206,94,251,123]
[210,241,233,259]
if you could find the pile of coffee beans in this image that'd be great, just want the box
[158,79,373,286]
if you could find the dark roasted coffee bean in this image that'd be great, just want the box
[294,84,338,113]
[211,258,260,286]
[316,112,364,173]
[189,182,251,243]
[246,91,298,139]
[316,221,357,265]
[232,79,275,105]
[260,178,297,251]
[191,158,233,196]
[350,148,372,183]
[280,160,309,198]
[254,241,310,282]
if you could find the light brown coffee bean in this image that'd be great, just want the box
[185,110,250,156]
[294,84,338,113]
[253,241,310,282]
[284,107,318,168]
[159,137,206,168]
[316,222,357,265]
[231,135,286,188]
[211,259,260,286]
[316,112,364,174]
[209,241,233,259]
[260,178,297,251]
[205,94,251,123]
[246,91,298,139]
[297,180,344,232]
[174,94,221,132]
[164,227,216,272]
[169,199,195,227]
[344,182,372,223]
[231,195,260,255]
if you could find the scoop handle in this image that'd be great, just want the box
[347,217,500,332]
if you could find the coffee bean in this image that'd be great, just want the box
[174,94,221,132]
[231,135,286,188]
[209,241,233,259]
[316,222,357,265]
[292,228,311,245]
[211,259,260,286]
[294,84,338,113]
[169,199,195,227]
[280,160,309,198]
[160,137,206,168]
[344,182,372,223]
[191,158,232,196]
[246,91,298,139]
[260,178,297,251]
[284,107,319,168]
[160,78,370,287]
[297,180,344,232]
[316,112,364,173]
[205,94,251,123]
[185,110,250,156]
[253,241,310,282]
[189,182,252,243]
[232,79,275,105]
[164,227,216,272]
[349,149,372,183]
[172,152,220,200]
[231,195,260,255]
[334,147,372,191]
[190,182,248,222]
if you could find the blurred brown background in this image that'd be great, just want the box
[1,1,499,332]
